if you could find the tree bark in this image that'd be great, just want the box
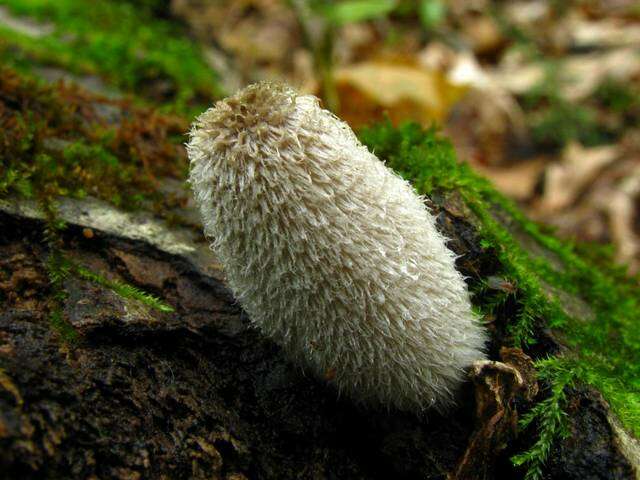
[0,192,637,480]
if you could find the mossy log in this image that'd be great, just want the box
[0,55,638,480]
[0,186,637,479]
[1,2,635,478]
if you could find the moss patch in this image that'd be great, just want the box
[0,0,222,114]
[359,121,640,479]
[0,65,186,211]
[1,65,180,342]
[517,67,639,151]
[73,262,174,313]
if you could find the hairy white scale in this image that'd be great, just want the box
[188,82,487,412]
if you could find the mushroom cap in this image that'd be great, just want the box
[188,82,487,413]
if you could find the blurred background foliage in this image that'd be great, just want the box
[0,0,638,270]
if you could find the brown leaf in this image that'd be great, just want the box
[537,142,620,213]
[334,61,468,129]
[474,158,546,200]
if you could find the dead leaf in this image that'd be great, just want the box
[172,0,299,82]
[537,142,620,212]
[602,170,640,272]
[0,368,23,407]
[333,61,468,128]
[492,47,640,101]
[461,14,505,55]
[569,17,640,49]
[419,44,526,165]
[561,48,640,101]
[452,351,537,479]
[473,158,546,200]
[503,1,549,26]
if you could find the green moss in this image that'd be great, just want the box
[0,0,222,114]
[521,73,609,148]
[511,357,576,480]
[48,306,80,344]
[43,204,79,345]
[41,201,173,344]
[359,121,640,479]
[0,66,186,212]
[519,69,640,149]
[44,246,173,344]
[594,79,640,113]
[1,66,178,341]
[528,99,605,148]
[73,263,174,313]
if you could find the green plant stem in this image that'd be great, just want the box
[287,0,339,112]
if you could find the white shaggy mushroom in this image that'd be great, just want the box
[187,82,487,413]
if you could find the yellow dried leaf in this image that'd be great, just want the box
[334,61,468,128]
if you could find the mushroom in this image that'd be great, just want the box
[188,82,487,412]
